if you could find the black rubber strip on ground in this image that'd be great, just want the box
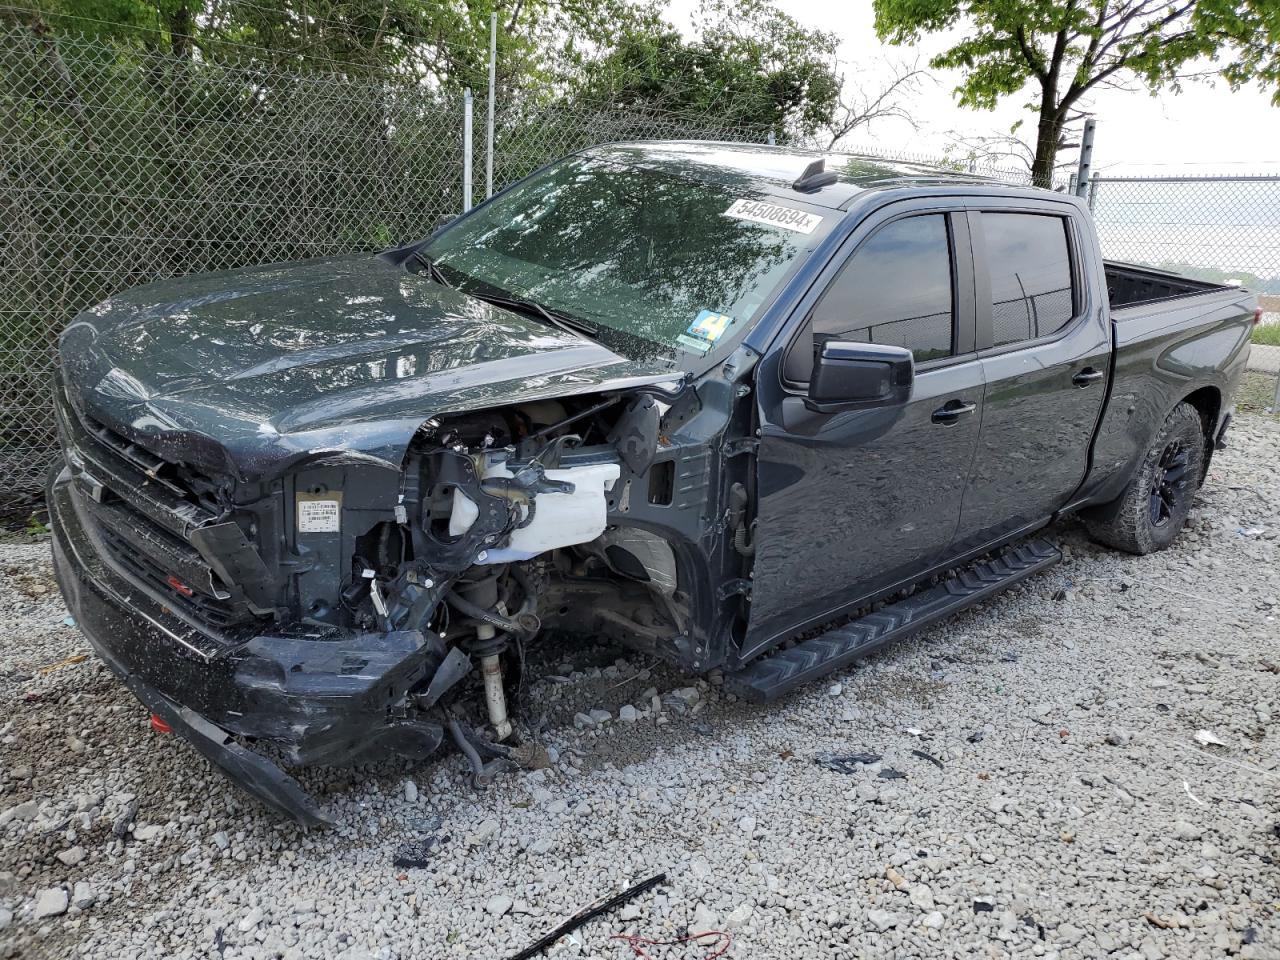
[505,872,667,960]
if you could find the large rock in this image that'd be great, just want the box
[0,800,38,826]
[71,882,96,910]
[55,846,86,867]
[868,909,898,932]
[33,888,69,920]
[691,904,718,930]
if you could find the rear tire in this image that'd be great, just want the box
[1084,402,1205,555]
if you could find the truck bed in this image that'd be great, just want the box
[1105,261,1226,310]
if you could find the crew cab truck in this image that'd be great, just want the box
[47,142,1258,824]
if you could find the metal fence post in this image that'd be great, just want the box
[463,88,473,212]
[1075,119,1096,199]
[486,13,496,200]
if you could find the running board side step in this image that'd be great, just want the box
[723,538,1061,704]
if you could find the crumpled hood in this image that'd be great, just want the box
[59,255,680,480]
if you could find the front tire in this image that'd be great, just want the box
[1084,402,1205,555]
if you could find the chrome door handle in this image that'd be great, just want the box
[931,400,977,424]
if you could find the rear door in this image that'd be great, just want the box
[949,203,1111,555]
[744,201,984,659]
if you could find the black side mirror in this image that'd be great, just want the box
[806,341,914,414]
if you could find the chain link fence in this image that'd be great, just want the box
[1085,174,1280,322]
[1,27,472,512]
[3,26,1279,514]
[490,100,766,191]
[0,28,771,514]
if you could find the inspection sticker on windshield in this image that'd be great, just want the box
[297,492,342,533]
[677,310,734,354]
[723,198,823,234]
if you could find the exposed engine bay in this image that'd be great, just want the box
[304,384,752,785]
[340,398,679,761]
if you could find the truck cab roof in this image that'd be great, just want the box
[582,140,1027,211]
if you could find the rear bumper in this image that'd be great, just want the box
[48,465,444,823]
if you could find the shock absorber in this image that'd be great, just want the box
[479,645,512,742]
[453,576,513,742]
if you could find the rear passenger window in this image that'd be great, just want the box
[980,213,1075,347]
[789,214,954,380]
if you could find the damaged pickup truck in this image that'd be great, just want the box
[48,142,1258,824]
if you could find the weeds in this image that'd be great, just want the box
[1252,322,1280,347]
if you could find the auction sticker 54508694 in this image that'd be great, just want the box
[723,198,823,234]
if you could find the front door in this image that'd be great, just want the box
[949,206,1111,554]
[744,207,984,659]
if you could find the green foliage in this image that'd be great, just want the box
[1205,0,1280,105]
[571,0,841,135]
[1254,322,1280,347]
[12,0,591,89]
[872,0,1280,183]
[9,0,845,135]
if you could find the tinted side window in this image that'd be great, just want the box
[980,213,1074,347]
[794,214,954,378]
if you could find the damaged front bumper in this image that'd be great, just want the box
[48,467,445,825]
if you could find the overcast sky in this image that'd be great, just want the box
[667,0,1280,175]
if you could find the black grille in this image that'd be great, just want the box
[97,525,259,636]
[79,412,227,517]
[56,380,267,643]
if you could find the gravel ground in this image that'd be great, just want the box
[2,416,1278,960]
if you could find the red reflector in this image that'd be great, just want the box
[166,574,194,597]
[150,714,172,734]
[1253,307,1264,326]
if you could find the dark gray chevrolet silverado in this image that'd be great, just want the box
[48,142,1258,823]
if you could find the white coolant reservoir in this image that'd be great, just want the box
[448,455,620,563]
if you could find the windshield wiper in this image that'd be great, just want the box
[466,290,599,340]
[409,251,454,288]
[407,252,598,341]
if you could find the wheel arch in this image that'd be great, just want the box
[1179,384,1221,478]
[1079,384,1219,525]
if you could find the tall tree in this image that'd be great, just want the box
[574,0,842,137]
[872,0,1280,186]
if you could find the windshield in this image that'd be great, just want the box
[422,152,831,362]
